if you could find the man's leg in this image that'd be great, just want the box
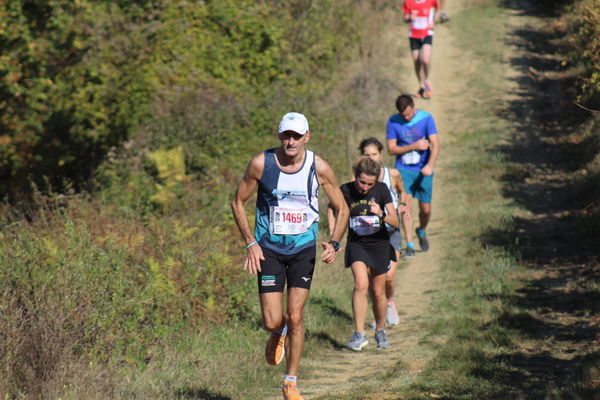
[439,0,450,22]
[261,291,288,366]
[420,44,433,96]
[416,201,432,252]
[411,48,424,89]
[260,292,285,332]
[283,287,310,376]
[421,45,432,81]
[418,201,432,231]
[414,172,434,251]
[402,194,416,257]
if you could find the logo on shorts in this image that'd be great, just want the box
[261,275,276,287]
[301,276,311,282]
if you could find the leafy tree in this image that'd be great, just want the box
[0,1,156,199]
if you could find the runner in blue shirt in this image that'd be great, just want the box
[386,95,440,257]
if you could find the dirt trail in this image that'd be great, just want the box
[264,2,467,398]
[261,0,599,397]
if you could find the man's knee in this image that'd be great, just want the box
[262,315,283,332]
[285,309,304,330]
[261,304,283,331]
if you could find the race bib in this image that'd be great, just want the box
[269,206,309,235]
[350,215,381,236]
[411,16,429,29]
[402,150,421,165]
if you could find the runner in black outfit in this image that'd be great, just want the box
[328,158,399,351]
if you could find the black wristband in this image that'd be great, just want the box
[328,240,340,251]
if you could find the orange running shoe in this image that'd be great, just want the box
[282,381,305,400]
[265,324,287,365]
[424,82,433,98]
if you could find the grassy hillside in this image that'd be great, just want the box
[0,0,386,397]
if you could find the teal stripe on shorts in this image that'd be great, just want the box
[398,167,433,204]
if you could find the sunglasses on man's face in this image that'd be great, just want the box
[280,131,305,141]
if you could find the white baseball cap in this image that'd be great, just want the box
[278,112,309,135]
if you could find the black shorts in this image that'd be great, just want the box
[345,242,397,274]
[409,35,433,50]
[388,227,402,251]
[257,246,316,293]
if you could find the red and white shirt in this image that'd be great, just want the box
[403,0,438,39]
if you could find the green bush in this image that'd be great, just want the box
[0,1,156,198]
[566,0,600,103]
[0,196,253,394]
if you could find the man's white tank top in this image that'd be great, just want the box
[382,167,399,208]
[254,148,320,255]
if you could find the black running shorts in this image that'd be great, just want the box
[257,246,316,293]
[345,242,396,274]
[409,35,433,50]
[388,227,402,252]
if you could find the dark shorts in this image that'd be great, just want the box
[399,167,434,203]
[409,35,433,50]
[345,242,397,274]
[388,228,402,251]
[257,246,316,293]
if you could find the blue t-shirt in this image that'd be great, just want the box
[386,110,438,172]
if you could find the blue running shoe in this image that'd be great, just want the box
[416,228,429,252]
[375,329,391,350]
[347,331,368,351]
[402,243,416,258]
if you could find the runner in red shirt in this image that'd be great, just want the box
[403,0,440,98]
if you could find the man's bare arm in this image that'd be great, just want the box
[387,138,429,156]
[231,153,265,274]
[427,134,440,169]
[316,155,349,263]
[421,134,440,176]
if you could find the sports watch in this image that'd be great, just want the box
[328,240,340,251]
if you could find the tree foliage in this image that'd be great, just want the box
[0,0,356,200]
[568,0,600,103]
[1,1,158,198]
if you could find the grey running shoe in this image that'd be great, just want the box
[440,11,450,23]
[375,329,391,350]
[416,228,429,252]
[347,331,368,351]
[386,302,400,326]
[370,319,376,330]
[402,247,416,258]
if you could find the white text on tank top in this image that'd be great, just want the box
[269,151,319,235]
